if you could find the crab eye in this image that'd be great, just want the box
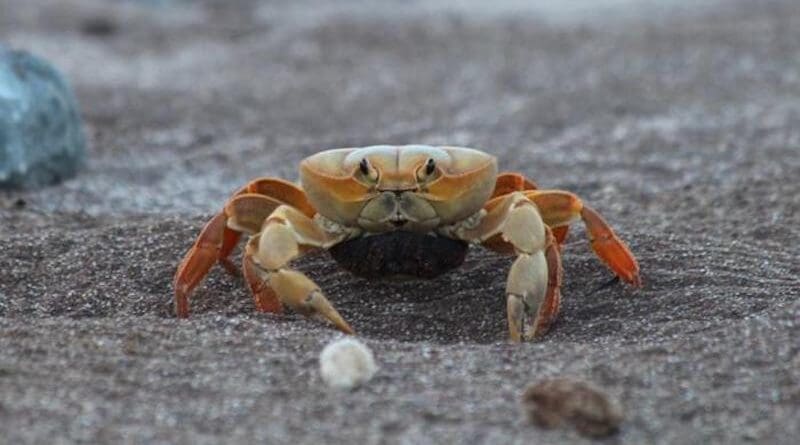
[358,158,378,181]
[417,158,437,181]
[425,158,436,175]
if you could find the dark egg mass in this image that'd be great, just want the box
[328,231,469,279]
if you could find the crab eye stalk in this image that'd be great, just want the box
[417,158,437,182]
[425,158,436,175]
[358,158,378,181]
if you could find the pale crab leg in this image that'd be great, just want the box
[452,192,562,341]
[242,204,354,334]
[173,178,314,318]
[522,190,641,287]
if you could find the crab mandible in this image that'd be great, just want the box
[174,145,640,341]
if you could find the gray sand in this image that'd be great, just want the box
[1,0,799,443]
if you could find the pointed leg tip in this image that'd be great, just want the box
[625,271,642,288]
[174,306,189,318]
[507,323,523,342]
[331,316,355,335]
[297,289,354,335]
[174,286,191,317]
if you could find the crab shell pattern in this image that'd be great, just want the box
[174,145,640,341]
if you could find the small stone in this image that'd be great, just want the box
[521,377,624,438]
[319,337,377,389]
[0,46,86,189]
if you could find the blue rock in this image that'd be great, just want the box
[0,47,86,189]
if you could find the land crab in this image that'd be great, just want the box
[174,145,640,341]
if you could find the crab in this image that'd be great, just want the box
[174,145,640,341]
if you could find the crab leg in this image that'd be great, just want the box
[535,230,563,335]
[173,178,315,318]
[173,211,242,318]
[491,172,538,198]
[522,190,641,287]
[492,172,569,244]
[242,204,353,334]
[242,252,283,314]
[245,177,317,218]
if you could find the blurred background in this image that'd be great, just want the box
[4,0,797,221]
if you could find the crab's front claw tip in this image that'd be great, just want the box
[507,294,523,342]
[269,269,355,334]
[306,290,355,335]
[507,293,539,343]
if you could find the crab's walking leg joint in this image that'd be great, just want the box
[173,178,317,318]
[492,172,569,245]
[491,172,538,198]
[244,205,354,334]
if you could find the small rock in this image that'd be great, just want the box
[0,46,86,189]
[521,377,623,438]
[319,337,377,389]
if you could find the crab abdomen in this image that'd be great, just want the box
[328,231,469,279]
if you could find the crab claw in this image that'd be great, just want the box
[505,252,550,342]
[507,293,532,343]
[303,291,355,335]
[269,269,354,334]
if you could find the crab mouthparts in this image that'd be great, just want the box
[390,217,408,227]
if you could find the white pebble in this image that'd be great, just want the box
[319,337,378,389]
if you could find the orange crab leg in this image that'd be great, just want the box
[242,244,283,314]
[224,194,285,233]
[551,227,569,245]
[245,177,317,218]
[532,229,563,337]
[580,205,641,287]
[522,190,582,226]
[523,190,641,287]
[173,178,318,318]
[491,172,538,198]
[174,211,238,317]
[492,173,569,244]
[218,226,243,275]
